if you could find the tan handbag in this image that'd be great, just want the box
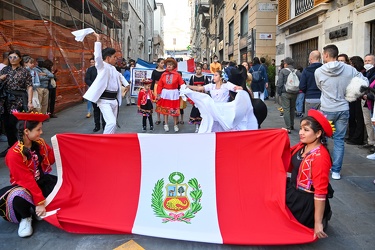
[50,78,57,88]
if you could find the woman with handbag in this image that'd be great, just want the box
[286,109,334,239]
[0,50,33,157]
[0,111,56,237]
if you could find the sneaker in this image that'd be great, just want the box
[150,126,154,131]
[174,125,179,132]
[280,113,284,117]
[331,172,341,180]
[366,153,375,160]
[142,126,146,132]
[86,113,91,118]
[164,124,169,132]
[18,217,33,237]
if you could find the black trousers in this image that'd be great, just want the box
[348,99,364,144]
[13,196,34,221]
[142,115,153,127]
[3,109,18,148]
[93,102,105,129]
[48,87,56,115]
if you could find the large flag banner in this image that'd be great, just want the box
[45,130,316,245]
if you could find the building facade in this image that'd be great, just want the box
[191,0,277,64]
[153,2,166,61]
[276,0,375,69]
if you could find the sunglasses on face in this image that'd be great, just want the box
[9,56,19,60]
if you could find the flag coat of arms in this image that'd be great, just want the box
[45,130,316,245]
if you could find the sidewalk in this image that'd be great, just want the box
[0,99,374,250]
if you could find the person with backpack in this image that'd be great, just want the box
[277,57,302,133]
[249,57,268,101]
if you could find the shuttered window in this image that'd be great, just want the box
[278,0,289,24]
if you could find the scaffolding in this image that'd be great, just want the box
[0,0,123,111]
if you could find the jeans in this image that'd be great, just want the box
[296,92,305,113]
[322,110,349,173]
[87,100,92,113]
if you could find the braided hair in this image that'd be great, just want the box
[16,120,41,160]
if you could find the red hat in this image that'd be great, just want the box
[12,110,49,122]
[307,109,334,137]
[141,78,153,84]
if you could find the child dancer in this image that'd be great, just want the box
[137,78,155,132]
[188,65,209,132]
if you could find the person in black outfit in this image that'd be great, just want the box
[346,56,365,145]
[85,58,105,132]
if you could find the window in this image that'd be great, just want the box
[240,7,248,38]
[228,21,234,45]
[219,18,224,41]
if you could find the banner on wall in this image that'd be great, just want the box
[130,67,213,97]
[44,130,316,245]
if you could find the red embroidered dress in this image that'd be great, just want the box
[289,143,331,200]
[155,69,185,116]
[5,139,55,205]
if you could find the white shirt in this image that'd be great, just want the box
[203,82,238,103]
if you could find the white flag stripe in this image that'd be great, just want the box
[132,133,223,243]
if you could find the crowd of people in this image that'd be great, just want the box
[0,38,374,241]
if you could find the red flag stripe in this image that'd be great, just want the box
[215,129,314,245]
[45,133,141,234]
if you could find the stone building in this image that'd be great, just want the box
[191,0,277,64]
[276,0,375,69]
[153,2,166,61]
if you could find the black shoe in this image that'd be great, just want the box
[50,114,58,118]
[370,146,375,153]
[346,140,363,145]
[93,127,100,132]
[142,126,146,132]
[126,104,130,106]
[359,143,373,149]
[0,147,9,157]
[150,126,154,131]
[131,103,136,105]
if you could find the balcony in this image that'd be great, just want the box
[295,0,314,16]
[197,0,209,14]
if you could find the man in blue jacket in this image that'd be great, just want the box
[299,50,323,112]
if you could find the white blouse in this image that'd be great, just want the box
[203,82,238,103]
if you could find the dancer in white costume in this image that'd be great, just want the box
[83,32,129,134]
[182,70,258,132]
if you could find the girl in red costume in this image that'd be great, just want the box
[0,111,56,238]
[137,78,156,132]
[156,58,185,132]
[287,109,334,239]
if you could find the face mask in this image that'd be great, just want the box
[364,64,374,71]
[214,59,218,63]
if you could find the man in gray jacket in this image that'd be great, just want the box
[277,57,302,133]
[315,44,368,180]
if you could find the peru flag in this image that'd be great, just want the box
[177,58,195,73]
[44,130,316,245]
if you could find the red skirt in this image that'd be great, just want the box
[156,89,180,116]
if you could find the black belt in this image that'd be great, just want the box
[100,90,117,100]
